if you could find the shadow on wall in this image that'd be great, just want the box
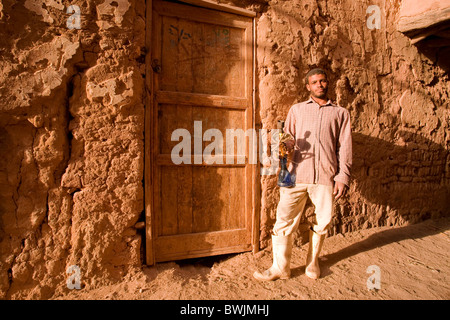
[400,18,450,74]
[330,130,450,236]
[415,40,450,74]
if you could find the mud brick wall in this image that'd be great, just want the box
[0,0,448,299]
[0,0,146,298]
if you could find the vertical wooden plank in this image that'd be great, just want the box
[192,166,226,233]
[161,15,178,92]
[160,103,194,236]
[244,20,253,238]
[227,108,245,230]
[161,166,178,235]
[244,21,253,103]
[144,0,154,265]
[193,21,206,94]
[177,165,193,234]
[192,166,207,233]
[213,167,224,231]
[177,105,193,234]
[152,9,162,250]
[229,26,244,97]
[207,24,221,95]
[177,18,194,93]
[159,104,176,154]
[216,167,228,231]
[159,103,178,237]
[227,167,240,229]
[251,17,260,253]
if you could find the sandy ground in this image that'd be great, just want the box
[53,217,450,300]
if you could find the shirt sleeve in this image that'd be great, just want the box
[333,109,352,186]
[284,105,296,138]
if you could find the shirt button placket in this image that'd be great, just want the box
[315,106,323,184]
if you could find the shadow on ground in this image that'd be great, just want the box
[291,217,450,278]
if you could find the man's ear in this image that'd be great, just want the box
[306,83,311,92]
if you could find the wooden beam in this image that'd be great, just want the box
[156,91,249,110]
[397,0,450,33]
[174,0,256,18]
[251,18,260,254]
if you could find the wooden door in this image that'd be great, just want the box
[146,0,256,263]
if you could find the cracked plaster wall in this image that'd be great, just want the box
[0,0,145,299]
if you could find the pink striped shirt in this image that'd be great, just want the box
[284,97,352,187]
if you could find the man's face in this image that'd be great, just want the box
[306,73,328,99]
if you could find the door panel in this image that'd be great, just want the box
[159,165,246,236]
[160,16,246,96]
[148,0,254,263]
[158,103,246,154]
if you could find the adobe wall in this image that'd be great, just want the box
[0,0,448,299]
[0,0,146,299]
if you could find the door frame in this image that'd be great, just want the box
[144,0,259,265]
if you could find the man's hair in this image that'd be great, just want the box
[305,68,327,84]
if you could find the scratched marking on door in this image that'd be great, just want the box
[206,28,230,47]
[169,25,230,47]
[168,24,234,60]
[169,25,192,47]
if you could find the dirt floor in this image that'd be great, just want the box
[52,217,450,300]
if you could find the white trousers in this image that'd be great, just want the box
[273,183,334,236]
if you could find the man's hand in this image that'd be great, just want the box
[333,181,347,200]
[283,139,295,153]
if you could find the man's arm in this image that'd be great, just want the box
[283,107,296,151]
[333,109,352,199]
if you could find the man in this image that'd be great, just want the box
[254,68,352,281]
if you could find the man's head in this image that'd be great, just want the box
[305,68,328,100]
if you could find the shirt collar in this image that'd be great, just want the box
[306,97,334,107]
